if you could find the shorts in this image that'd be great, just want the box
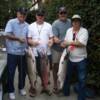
[51,49,62,64]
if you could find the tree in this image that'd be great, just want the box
[44,0,100,93]
[0,0,32,28]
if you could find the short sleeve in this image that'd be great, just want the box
[28,26,33,38]
[78,29,88,46]
[5,20,13,35]
[48,25,54,38]
[64,31,68,41]
[52,22,59,37]
[64,28,70,41]
[26,23,29,36]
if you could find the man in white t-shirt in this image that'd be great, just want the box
[28,9,53,96]
[61,14,88,100]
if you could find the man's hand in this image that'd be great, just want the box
[60,41,67,48]
[28,38,39,47]
[60,40,72,48]
[48,39,53,47]
[54,36,61,44]
[18,38,26,43]
[33,40,40,46]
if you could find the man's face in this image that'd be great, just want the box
[17,12,26,23]
[72,19,81,28]
[58,11,67,21]
[36,14,44,23]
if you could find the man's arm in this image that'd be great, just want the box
[70,40,86,47]
[5,34,26,43]
[61,28,88,48]
[61,40,85,48]
[48,37,54,47]
[52,22,61,44]
[27,37,39,47]
[53,36,61,44]
[6,34,19,41]
[5,20,26,43]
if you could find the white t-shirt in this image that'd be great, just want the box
[28,22,53,56]
[65,27,88,62]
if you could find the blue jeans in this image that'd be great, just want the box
[7,54,27,93]
[63,59,87,100]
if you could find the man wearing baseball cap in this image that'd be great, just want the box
[61,14,88,100]
[52,6,71,93]
[5,7,28,99]
[28,8,53,96]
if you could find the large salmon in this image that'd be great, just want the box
[37,46,49,89]
[57,49,68,89]
[26,47,37,88]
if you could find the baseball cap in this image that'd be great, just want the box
[58,6,67,13]
[36,9,45,16]
[17,7,28,15]
[72,14,81,19]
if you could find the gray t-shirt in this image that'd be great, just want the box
[52,19,71,52]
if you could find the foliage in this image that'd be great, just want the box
[0,0,100,91]
[0,0,32,28]
[44,0,100,89]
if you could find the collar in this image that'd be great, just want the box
[59,19,68,23]
[16,18,25,24]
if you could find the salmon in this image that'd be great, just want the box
[57,49,68,89]
[37,47,49,89]
[26,47,37,88]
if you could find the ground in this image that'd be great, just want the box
[3,70,100,100]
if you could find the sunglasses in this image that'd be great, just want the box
[59,11,67,15]
[37,14,44,16]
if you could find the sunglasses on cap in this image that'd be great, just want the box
[59,11,67,15]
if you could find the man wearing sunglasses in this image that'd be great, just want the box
[28,9,53,96]
[52,6,71,93]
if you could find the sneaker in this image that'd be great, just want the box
[9,93,15,100]
[19,89,26,96]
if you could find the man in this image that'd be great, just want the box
[28,9,53,96]
[61,14,88,100]
[52,6,71,93]
[5,7,28,100]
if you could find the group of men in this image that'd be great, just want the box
[4,6,88,100]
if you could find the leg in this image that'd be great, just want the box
[52,49,62,91]
[48,54,52,70]
[77,59,87,100]
[63,60,74,96]
[7,54,17,93]
[48,55,52,84]
[17,55,27,90]
[53,63,59,90]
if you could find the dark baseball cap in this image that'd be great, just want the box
[17,7,28,15]
[58,6,67,13]
[36,9,45,16]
